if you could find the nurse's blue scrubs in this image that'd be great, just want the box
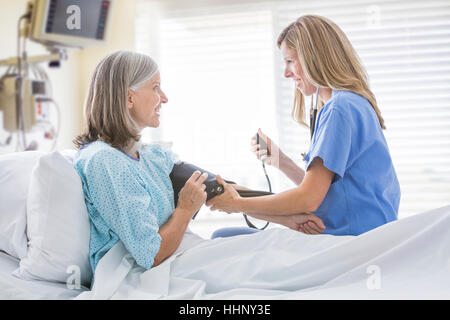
[212,90,400,238]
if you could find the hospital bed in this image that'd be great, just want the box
[0,251,85,299]
[1,149,449,300]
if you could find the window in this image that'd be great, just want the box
[136,0,450,238]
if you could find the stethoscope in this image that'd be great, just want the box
[302,87,320,162]
[310,87,320,139]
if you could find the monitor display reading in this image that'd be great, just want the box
[45,0,110,40]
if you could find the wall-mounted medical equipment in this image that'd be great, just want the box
[0,0,113,153]
[29,0,112,49]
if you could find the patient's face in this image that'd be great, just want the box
[128,72,168,129]
[280,41,316,96]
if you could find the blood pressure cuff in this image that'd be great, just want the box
[169,161,273,219]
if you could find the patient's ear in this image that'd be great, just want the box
[127,89,135,109]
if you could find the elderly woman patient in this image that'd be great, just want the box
[73,51,324,275]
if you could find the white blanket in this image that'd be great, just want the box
[76,206,450,300]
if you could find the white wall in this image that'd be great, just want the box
[77,0,137,131]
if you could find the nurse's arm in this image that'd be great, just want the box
[246,212,326,234]
[278,153,306,185]
[237,157,334,215]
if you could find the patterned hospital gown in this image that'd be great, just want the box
[73,140,179,273]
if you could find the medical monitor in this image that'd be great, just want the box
[28,0,113,48]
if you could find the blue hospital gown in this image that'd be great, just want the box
[303,90,401,235]
[73,140,179,273]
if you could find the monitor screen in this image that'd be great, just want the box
[44,0,110,40]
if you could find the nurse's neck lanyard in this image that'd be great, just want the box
[310,87,320,139]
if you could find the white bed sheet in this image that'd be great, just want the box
[0,251,87,300]
[77,205,450,300]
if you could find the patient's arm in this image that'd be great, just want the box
[153,171,208,267]
[153,207,193,267]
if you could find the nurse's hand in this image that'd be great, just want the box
[284,213,326,234]
[206,175,242,214]
[230,184,251,191]
[250,128,284,170]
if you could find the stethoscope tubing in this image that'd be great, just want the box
[310,87,320,139]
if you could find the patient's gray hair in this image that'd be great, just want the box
[74,50,159,150]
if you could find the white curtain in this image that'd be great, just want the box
[135,0,450,238]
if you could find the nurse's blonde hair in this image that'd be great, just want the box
[277,15,386,129]
[74,50,159,150]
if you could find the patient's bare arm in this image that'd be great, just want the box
[152,171,208,267]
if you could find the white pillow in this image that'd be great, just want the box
[0,151,44,258]
[19,151,92,286]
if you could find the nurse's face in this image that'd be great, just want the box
[127,72,168,129]
[280,41,317,96]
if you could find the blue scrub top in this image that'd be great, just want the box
[303,90,400,235]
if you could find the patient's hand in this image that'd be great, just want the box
[283,213,325,234]
[177,171,209,217]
